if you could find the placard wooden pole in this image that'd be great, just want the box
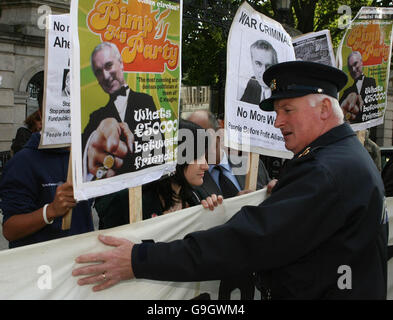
[244,152,259,191]
[129,186,142,224]
[61,153,73,230]
[357,130,366,146]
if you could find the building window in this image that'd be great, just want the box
[26,71,43,117]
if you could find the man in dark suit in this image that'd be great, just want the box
[339,51,377,123]
[240,40,278,105]
[187,110,270,199]
[82,42,162,181]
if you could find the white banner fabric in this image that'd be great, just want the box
[0,189,267,300]
[1,191,392,299]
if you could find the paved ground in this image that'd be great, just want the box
[0,207,100,251]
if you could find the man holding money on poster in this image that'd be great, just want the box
[240,40,278,105]
[339,51,377,123]
[82,42,162,181]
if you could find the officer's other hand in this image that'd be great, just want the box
[201,194,223,211]
[46,182,77,220]
[87,118,129,177]
[237,189,253,196]
[163,201,184,214]
[267,179,278,194]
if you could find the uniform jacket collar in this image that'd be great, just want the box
[295,123,355,158]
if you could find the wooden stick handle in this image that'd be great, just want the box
[61,154,73,230]
[244,152,259,191]
[129,186,142,224]
[356,130,366,146]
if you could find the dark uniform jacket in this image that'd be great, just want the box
[132,123,388,299]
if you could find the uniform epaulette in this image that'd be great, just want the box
[297,147,311,159]
[297,146,323,160]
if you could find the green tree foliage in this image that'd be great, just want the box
[182,0,393,107]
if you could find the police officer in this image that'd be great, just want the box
[73,61,388,299]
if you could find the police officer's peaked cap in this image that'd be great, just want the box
[260,61,348,112]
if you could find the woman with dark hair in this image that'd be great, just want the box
[95,119,222,228]
[10,110,42,155]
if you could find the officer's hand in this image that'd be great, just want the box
[201,194,223,211]
[163,201,184,214]
[73,235,135,292]
[87,118,133,178]
[46,182,77,220]
[237,189,253,196]
[267,179,278,194]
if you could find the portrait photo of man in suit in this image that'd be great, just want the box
[82,42,162,182]
[339,51,377,123]
[62,69,70,98]
[239,40,278,105]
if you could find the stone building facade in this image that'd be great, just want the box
[0,0,70,151]
[0,0,392,152]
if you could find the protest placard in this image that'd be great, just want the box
[70,0,182,201]
[292,30,336,67]
[225,1,295,159]
[40,14,71,148]
[337,7,393,131]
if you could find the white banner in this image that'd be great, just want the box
[225,1,295,159]
[0,189,266,299]
[40,14,71,148]
[1,189,392,300]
